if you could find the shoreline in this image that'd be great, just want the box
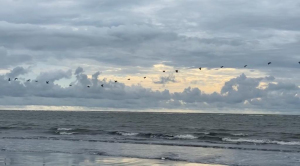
[0,151,226,166]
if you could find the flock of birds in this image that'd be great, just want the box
[7,62,300,88]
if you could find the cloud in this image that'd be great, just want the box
[75,67,84,75]
[153,74,177,84]
[6,66,29,78]
[36,69,72,82]
[0,1,299,113]
[0,67,299,113]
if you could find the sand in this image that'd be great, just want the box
[0,151,226,166]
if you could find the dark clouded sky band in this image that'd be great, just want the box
[0,0,299,113]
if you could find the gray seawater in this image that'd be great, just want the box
[0,110,300,165]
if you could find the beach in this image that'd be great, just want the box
[0,151,227,166]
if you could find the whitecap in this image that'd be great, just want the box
[231,133,248,136]
[174,134,197,139]
[222,138,300,146]
[57,128,73,131]
[59,132,76,135]
[117,132,138,136]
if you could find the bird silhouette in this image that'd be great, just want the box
[14,78,18,81]
[268,62,271,65]
[298,61,300,64]
[115,81,118,83]
[101,84,104,87]
[175,70,178,73]
[163,70,165,72]
[35,80,38,82]
[220,66,224,68]
[244,65,247,68]
[199,67,201,70]
[27,79,30,82]
[8,78,10,81]
[87,85,90,88]
[144,77,146,79]
[128,78,130,80]
[46,81,49,84]
[69,84,72,86]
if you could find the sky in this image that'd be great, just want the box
[0,0,299,114]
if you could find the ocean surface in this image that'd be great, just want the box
[0,110,300,166]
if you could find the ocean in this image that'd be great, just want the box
[0,110,299,166]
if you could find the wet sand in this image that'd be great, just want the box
[0,151,226,166]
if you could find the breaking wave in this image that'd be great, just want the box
[115,132,139,136]
[222,138,300,146]
[173,134,197,140]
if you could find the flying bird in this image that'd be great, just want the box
[220,66,224,68]
[144,77,146,79]
[101,84,104,87]
[128,78,130,80]
[27,79,30,82]
[298,61,300,64]
[268,62,271,65]
[35,80,38,82]
[199,67,201,70]
[8,78,10,81]
[14,78,18,81]
[46,81,49,84]
[163,70,165,72]
[69,84,72,86]
[175,70,178,73]
[244,65,247,68]
[87,85,90,88]
[115,81,118,83]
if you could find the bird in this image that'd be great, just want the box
[14,78,18,81]
[268,62,271,65]
[128,78,130,80]
[87,85,90,88]
[298,61,300,64]
[220,66,224,68]
[244,65,247,68]
[144,77,146,79]
[199,67,201,70]
[46,81,49,84]
[163,70,165,72]
[8,78,10,81]
[101,84,104,87]
[69,84,72,86]
[115,81,118,83]
[35,80,38,82]
[27,79,30,82]
[175,70,178,73]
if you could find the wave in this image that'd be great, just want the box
[115,132,139,136]
[50,127,103,135]
[222,138,300,146]
[57,128,73,131]
[200,132,248,137]
[59,132,78,135]
[110,131,198,140]
[173,134,197,140]
[231,133,248,136]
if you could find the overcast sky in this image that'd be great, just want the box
[0,0,299,114]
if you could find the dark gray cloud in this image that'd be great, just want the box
[6,66,29,78]
[0,1,299,112]
[36,69,72,82]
